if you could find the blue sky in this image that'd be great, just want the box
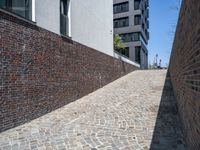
[148,0,181,67]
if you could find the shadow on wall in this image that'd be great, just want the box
[150,72,187,150]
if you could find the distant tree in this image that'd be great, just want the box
[148,60,157,70]
[114,34,125,50]
[148,63,154,69]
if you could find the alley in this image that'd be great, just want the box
[0,70,185,150]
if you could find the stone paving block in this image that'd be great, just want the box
[0,70,186,150]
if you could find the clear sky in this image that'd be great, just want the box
[148,0,181,67]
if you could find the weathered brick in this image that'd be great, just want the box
[169,0,200,149]
[0,10,138,133]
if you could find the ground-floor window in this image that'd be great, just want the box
[135,46,141,64]
[115,47,129,58]
[0,0,32,20]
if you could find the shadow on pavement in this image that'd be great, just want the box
[150,72,187,150]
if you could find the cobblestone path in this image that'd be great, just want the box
[0,70,185,150]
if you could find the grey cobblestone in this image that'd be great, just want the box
[0,70,185,150]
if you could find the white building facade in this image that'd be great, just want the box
[0,0,114,56]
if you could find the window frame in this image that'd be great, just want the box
[114,17,129,28]
[60,0,70,36]
[134,0,141,10]
[134,14,141,25]
[119,32,140,43]
[0,0,32,20]
[113,2,129,14]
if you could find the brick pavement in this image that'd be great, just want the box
[0,70,186,150]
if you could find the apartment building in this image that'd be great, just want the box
[0,0,114,56]
[113,0,149,69]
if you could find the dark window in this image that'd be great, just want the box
[147,9,149,17]
[60,0,69,15]
[142,23,144,30]
[145,30,149,40]
[115,47,129,58]
[114,2,129,14]
[146,0,149,7]
[0,0,32,20]
[60,0,70,36]
[119,32,140,42]
[135,46,141,64]
[134,0,141,10]
[114,17,129,28]
[0,0,6,8]
[134,15,141,25]
[140,33,148,45]
[147,20,149,28]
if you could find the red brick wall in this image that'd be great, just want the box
[169,0,200,149]
[0,10,138,132]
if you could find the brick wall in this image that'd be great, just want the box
[0,10,138,132]
[169,0,200,149]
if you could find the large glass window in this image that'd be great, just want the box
[60,0,70,36]
[115,47,129,58]
[147,9,149,18]
[134,0,141,10]
[114,2,129,14]
[0,0,32,20]
[134,15,141,25]
[119,32,140,43]
[60,0,69,16]
[0,0,6,8]
[114,17,129,28]
[135,46,141,64]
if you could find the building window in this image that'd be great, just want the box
[0,0,6,8]
[147,9,149,18]
[135,46,141,64]
[114,2,129,14]
[60,0,70,36]
[114,17,129,28]
[115,47,129,58]
[147,20,149,28]
[0,0,32,20]
[142,23,144,30]
[119,32,140,43]
[134,0,141,10]
[140,33,147,45]
[134,15,141,25]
